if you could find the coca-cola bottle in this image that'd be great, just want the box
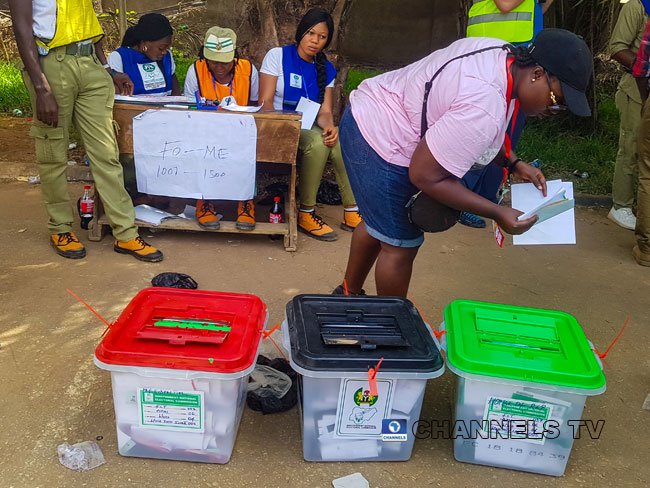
[269,196,283,224]
[78,185,94,230]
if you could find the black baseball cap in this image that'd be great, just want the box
[529,28,593,117]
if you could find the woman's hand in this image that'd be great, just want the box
[112,72,134,96]
[322,126,338,147]
[512,161,547,196]
[495,206,538,235]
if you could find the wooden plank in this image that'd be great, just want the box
[98,215,289,235]
[113,103,301,163]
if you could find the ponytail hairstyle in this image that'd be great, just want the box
[121,13,173,48]
[295,8,334,104]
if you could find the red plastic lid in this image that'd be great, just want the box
[95,288,267,373]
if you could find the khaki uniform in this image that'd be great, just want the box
[609,0,648,209]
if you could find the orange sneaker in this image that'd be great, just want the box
[236,200,256,230]
[341,208,362,231]
[114,236,163,262]
[298,210,337,241]
[196,200,220,229]
[50,232,86,259]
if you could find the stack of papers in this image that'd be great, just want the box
[511,180,576,245]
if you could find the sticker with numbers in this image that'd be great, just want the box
[482,396,552,445]
[138,388,204,432]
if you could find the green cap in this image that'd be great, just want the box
[444,300,606,392]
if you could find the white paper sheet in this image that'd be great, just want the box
[219,96,262,113]
[115,94,194,104]
[511,180,576,245]
[133,110,257,200]
[296,96,320,129]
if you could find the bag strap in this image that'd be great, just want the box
[420,45,510,138]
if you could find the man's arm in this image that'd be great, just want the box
[8,0,58,126]
[610,0,645,69]
[542,0,555,15]
[494,0,526,13]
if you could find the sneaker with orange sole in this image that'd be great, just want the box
[298,210,337,241]
[236,200,256,230]
[114,236,163,262]
[196,199,220,229]
[50,232,86,259]
[341,208,362,231]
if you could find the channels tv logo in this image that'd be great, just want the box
[382,419,407,442]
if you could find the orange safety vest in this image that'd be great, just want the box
[194,58,252,105]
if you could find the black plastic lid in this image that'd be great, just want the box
[285,295,443,373]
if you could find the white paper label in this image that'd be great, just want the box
[335,378,394,439]
[138,63,166,91]
[482,396,552,445]
[137,388,204,432]
[289,73,302,88]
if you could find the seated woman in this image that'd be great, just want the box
[108,13,180,96]
[183,27,260,230]
[258,8,361,241]
[108,13,180,209]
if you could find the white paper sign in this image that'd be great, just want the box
[335,378,394,439]
[134,109,257,200]
[296,96,320,130]
[512,180,576,245]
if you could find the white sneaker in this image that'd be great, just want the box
[608,207,636,230]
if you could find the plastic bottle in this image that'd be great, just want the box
[79,185,94,230]
[269,196,283,224]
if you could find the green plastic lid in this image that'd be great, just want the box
[444,300,606,392]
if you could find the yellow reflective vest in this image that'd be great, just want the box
[467,0,536,44]
[35,0,104,50]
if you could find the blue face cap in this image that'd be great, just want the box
[530,28,593,117]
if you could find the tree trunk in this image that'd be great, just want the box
[255,0,279,59]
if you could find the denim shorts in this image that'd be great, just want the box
[340,107,424,248]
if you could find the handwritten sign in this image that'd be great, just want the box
[138,388,204,432]
[133,109,257,200]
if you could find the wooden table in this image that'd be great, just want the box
[89,103,302,251]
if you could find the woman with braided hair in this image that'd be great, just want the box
[334,29,593,297]
[259,8,361,241]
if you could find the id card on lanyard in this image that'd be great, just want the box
[493,56,518,248]
[295,64,321,129]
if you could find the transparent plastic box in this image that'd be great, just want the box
[442,300,606,476]
[283,295,444,462]
[94,288,267,464]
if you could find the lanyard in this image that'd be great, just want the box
[503,56,518,160]
[211,71,234,99]
[297,60,312,99]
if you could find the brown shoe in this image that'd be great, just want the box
[298,210,337,241]
[114,236,163,262]
[341,208,362,231]
[633,245,650,267]
[236,200,256,230]
[196,200,220,229]
[50,232,86,259]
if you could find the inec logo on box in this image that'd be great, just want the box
[382,419,407,442]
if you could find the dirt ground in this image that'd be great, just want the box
[0,119,649,487]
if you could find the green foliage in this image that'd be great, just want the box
[0,62,31,114]
[173,53,195,90]
[344,68,384,96]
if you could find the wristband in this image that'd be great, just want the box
[506,158,522,174]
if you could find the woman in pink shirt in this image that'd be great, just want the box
[333,29,593,297]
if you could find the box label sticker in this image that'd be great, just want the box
[482,396,552,445]
[335,378,394,439]
[138,388,204,432]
